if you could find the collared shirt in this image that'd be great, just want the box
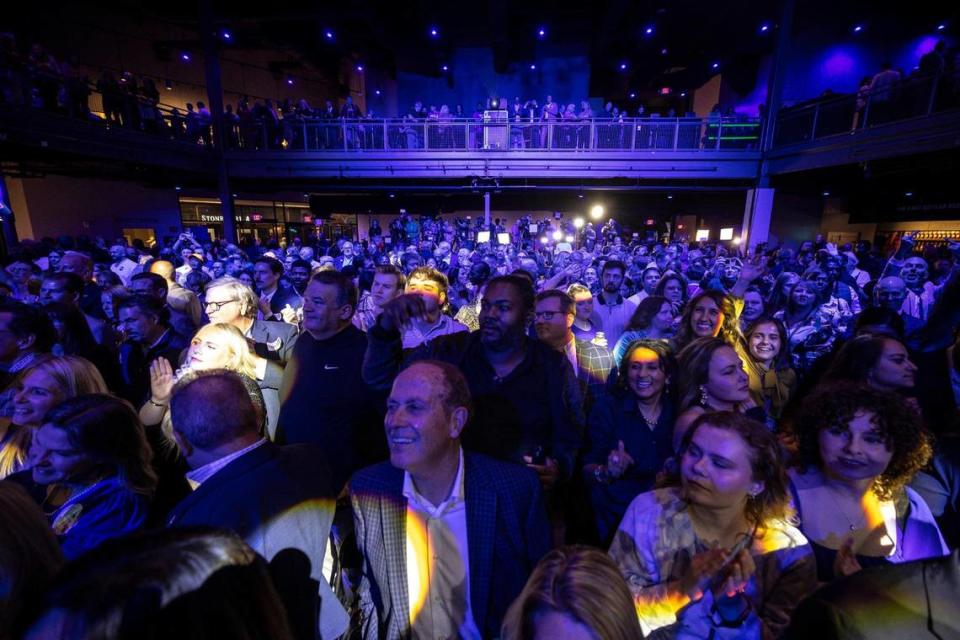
[563,337,579,378]
[258,286,278,321]
[401,314,469,349]
[403,448,480,640]
[593,293,637,347]
[184,438,267,489]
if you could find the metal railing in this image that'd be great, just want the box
[774,68,960,147]
[230,116,761,152]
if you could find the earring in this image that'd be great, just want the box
[700,386,710,407]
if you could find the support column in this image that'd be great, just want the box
[742,187,774,251]
[483,192,491,228]
[0,174,19,257]
[199,0,236,243]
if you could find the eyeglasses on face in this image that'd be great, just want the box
[204,299,237,312]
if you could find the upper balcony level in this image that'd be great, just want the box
[1,62,958,185]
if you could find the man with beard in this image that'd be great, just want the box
[108,243,139,286]
[353,264,405,332]
[593,260,636,347]
[363,275,583,490]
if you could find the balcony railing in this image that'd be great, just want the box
[774,68,960,147]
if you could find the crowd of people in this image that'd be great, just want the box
[0,209,958,639]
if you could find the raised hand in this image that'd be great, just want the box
[377,293,429,332]
[606,440,635,478]
[149,357,175,405]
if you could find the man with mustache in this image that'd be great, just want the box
[364,274,583,490]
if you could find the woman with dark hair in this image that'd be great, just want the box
[0,483,63,640]
[773,279,845,376]
[822,335,917,394]
[739,286,766,332]
[502,545,641,640]
[739,316,796,420]
[582,340,676,544]
[610,411,815,638]
[610,296,674,366]
[24,529,294,640]
[674,337,757,450]
[766,271,800,313]
[674,289,739,352]
[44,302,120,388]
[653,270,689,311]
[27,394,157,559]
[790,384,947,583]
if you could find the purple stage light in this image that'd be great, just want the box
[181,52,191,62]
[853,25,863,33]
[620,62,628,70]
[711,62,720,69]
[375,89,381,96]
[538,27,546,38]
[938,24,946,31]
[645,26,654,36]
[356,65,364,72]
[760,23,769,32]
[430,27,438,37]
[529,64,537,70]
[222,31,232,40]
[325,31,334,40]
[286,77,294,85]
[629,92,636,98]
[441,65,448,71]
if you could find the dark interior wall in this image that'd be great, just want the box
[396,47,591,113]
[10,175,182,242]
[770,191,823,247]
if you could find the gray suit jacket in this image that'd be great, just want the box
[250,318,299,365]
[348,452,551,639]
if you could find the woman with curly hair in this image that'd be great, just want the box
[610,411,815,638]
[790,383,947,583]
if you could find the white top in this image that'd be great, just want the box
[403,448,480,640]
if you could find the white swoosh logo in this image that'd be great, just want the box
[324,364,339,370]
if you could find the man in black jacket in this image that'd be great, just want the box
[276,271,385,493]
[363,274,583,488]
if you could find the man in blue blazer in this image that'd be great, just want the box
[166,370,348,640]
[349,360,551,639]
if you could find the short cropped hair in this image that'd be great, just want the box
[309,270,359,310]
[170,370,259,450]
[0,298,56,353]
[375,263,406,289]
[131,271,168,295]
[43,271,85,296]
[116,294,167,323]
[485,274,535,315]
[535,289,574,315]
[600,259,627,278]
[254,256,284,275]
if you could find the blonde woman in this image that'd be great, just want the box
[140,323,281,439]
[0,356,108,479]
[502,545,641,640]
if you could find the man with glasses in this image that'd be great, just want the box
[204,276,298,365]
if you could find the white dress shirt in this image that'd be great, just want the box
[403,448,480,639]
[184,438,267,489]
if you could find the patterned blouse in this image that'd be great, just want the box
[609,487,816,639]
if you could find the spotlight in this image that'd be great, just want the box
[490,98,499,108]
[565,235,575,243]
[286,75,294,85]
[822,191,831,196]
[529,64,537,70]
[574,217,585,228]
[181,52,191,62]
[375,89,382,96]
[441,64,448,71]
[667,194,674,200]
[325,30,334,40]
[905,191,914,197]
[760,23,770,33]
[222,30,232,40]
[644,26,654,36]
[590,205,605,220]
[540,236,549,244]
[430,27,438,37]
[853,24,863,33]
[711,62,720,69]
[389,193,395,198]
[356,64,364,72]
[938,24,946,31]
[620,62,628,70]
[733,236,743,245]
[174,185,182,191]
[629,92,637,99]
[680,92,687,97]
[538,27,546,38]
[577,193,584,199]
[661,48,668,55]
[552,230,563,241]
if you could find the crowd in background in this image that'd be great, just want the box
[0,207,958,639]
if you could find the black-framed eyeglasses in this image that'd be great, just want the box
[204,299,237,312]
[534,311,560,321]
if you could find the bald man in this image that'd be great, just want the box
[150,260,202,328]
